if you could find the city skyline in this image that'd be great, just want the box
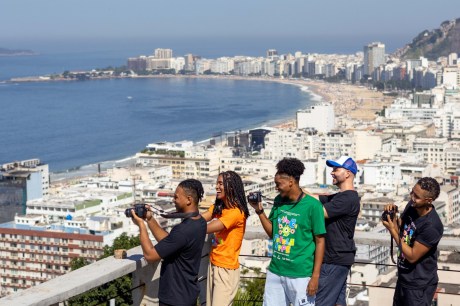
[1,0,459,55]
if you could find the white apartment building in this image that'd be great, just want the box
[317,131,354,159]
[26,189,134,222]
[354,130,383,160]
[219,157,276,178]
[442,66,459,88]
[210,57,235,74]
[154,48,172,59]
[411,138,448,169]
[445,187,460,224]
[433,103,460,138]
[362,162,402,193]
[138,142,232,179]
[296,103,335,133]
[261,129,311,161]
[384,97,438,121]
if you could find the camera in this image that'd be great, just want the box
[125,203,149,218]
[247,191,262,204]
[381,208,398,221]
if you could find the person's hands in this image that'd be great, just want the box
[248,193,262,211]
[144,204,154,221]
[131,209,144,227]
[382,204,400,235]
[307,275,319,297]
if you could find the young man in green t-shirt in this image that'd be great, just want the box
[249,157,326,306]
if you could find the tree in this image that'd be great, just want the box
[234,267,265,306]
[67,233,140,306]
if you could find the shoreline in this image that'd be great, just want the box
[30,74,389,183]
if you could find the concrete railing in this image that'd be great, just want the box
[0,232,459,306]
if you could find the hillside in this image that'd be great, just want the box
[393,18,460,60]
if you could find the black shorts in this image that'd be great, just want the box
[393,281,437,306]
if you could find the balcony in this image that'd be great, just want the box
[0,232,459,306]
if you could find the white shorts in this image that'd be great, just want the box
[263,270,315,306]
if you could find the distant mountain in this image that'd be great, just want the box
[0,47,37,56]
[393,18,460,60]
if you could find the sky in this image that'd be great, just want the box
[1,0,459,55]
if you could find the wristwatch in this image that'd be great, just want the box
[255,208,265,215]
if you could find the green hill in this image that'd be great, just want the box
[394,18,460,60]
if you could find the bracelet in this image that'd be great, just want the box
[255,208,264,215]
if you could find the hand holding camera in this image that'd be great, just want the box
[381,204,398,222]
[247,191,264,214]
[125,203,154,225]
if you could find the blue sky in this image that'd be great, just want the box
[1,0,458,55]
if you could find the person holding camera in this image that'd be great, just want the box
[382,177,443,306]
[307,156,360,306]
[250,157,326,306]
[131,179,207,306]
[201,171,250,306]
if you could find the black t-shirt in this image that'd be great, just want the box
[319,190,360,265]
[154,216,207,306]
[397,203,444,288]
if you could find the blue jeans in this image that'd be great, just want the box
[315,263,350,306]
[263,270,315,306]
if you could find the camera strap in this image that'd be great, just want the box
[150,206,199,219]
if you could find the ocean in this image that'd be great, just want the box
[0,51,315,174]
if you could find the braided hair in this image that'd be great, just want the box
[178,179,204,205]
[213,171,250,218]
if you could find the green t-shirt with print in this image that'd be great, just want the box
[268,194,326,278]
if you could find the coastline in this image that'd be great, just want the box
[34,74,389,184]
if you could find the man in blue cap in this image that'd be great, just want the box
[308,156,360,306]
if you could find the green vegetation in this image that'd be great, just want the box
[117,193,132,200]
[234,267,265,306]
[67,233,140,306]
[75,199,102,211]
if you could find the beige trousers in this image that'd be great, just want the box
[206,263,240,306]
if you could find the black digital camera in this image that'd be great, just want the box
[381,208,398,221]
[125,203,149,218]
[247,191,262,204]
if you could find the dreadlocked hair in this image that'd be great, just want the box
[417,177,440,200]
[213,171,250,219]
[276,157,305,182]
[178,179,204,205]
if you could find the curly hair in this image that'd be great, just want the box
[417,177,440,200]
[213,171,250,218]
[276,157,305,182]
[178,179,204,205]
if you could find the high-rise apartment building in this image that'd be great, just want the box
[363,42,385,76]
[0,159,49,224]
[0,217,104,296]
[154,48,173,59]
[266,49,278,58]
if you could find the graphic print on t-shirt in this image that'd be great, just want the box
[398,216,416,270]
[273,215,297,255]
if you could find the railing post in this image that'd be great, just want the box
[131,258,161,306]
[199,236,212,305]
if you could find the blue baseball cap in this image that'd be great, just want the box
[326,156,358,175]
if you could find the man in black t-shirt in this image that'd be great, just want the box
[309,156,360,306]
[131,179,207,306]
[383,177,443,306]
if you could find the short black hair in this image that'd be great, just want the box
[178,179,204,205]
[276,158,305,182]
[417,177,440,200]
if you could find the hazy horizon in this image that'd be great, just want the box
[1,0,459,57]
